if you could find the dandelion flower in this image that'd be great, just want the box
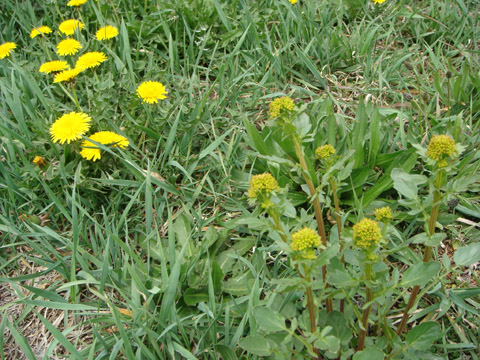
[289,0,298,4]
[58,19,84,36]
[374,206,393,223]
[50,111,92,144]
[248,173,280,199]
[56,38,82,56]
[136,81,168,104]
[0,42,16,59]
[30,26,52,39]
[353,218,382,250]
[426,134,457,167]
[53,67,83,83]
[372,0,386,3]
[315,144,336,160]
[67,0,87,6]
[80,131,129,161]
[269,96,294,118]
[96,25,119,40]
[75,51,107,70]
[33,156,46,167]
[39,60,70,74]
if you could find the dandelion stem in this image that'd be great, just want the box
[357,262,372,350]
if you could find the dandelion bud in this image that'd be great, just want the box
[353,218,382,249]
[446,71,452,79]
[269,97,294,119]
[33,156,46,167]
[426,134,457,168]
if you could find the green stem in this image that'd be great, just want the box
[292,137,332,312]
[330,179,345,313]
[357,262,372,350]
[70,84,82,112]
[396,171,444,335]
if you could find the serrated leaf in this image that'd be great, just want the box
[454,243,480,266]
[402,262,440,287]
[406,322,441,350]
[253,306,286,333]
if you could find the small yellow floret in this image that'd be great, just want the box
[374,206,392,223]
[353,218,382,249]
[269,97,294,118]
[315,144,336,159]
[289,0,298,4]
[33,156,46,167]
[372,0,386,3]
[30,26,52,39]
[291,227,321,252]
[426,134,457,168]
[248,173,280,199]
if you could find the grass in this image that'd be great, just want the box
[0,0,479,359]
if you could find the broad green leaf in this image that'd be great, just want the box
[453,243,480,266]
[215,345,238,360]
[401,262,440,287]
[238,335,271,356]
[328,270,355,287]
[184,288,209,306]
[410,232,446,246]
[253,306,286,333]
[406,322,441,350]
[314,334,340,353]
[326,311,353,345]
[352,348,384,360]
[391,168,427,199]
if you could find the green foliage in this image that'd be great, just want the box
[0,0,479,359]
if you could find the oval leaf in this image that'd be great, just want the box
[406,322,441,350]
[352,348,384,360]
[253,306,286,332]
[238,335,271,356]
[454,243,480,266]
[401,262,440,287]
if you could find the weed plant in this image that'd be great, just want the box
[0,0,479,359]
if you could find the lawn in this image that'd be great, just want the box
[0,0,479,359]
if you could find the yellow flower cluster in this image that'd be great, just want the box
[374,206,392,223]
[269,96,294,119]
[248,173,280,199]
[291,228,321,259]
[315,144,336,159]
[353,218,382,249]
[426,134,457,167]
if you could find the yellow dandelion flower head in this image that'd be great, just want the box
[291,227,321,252]
[30,26,52,39]
[374,206,392,223]
[53,67,83,83]
[39,60,70,74]
[289,0,298,4]
[96,25,119,40]
[248,173,280,199]
[56,38,82,56]
[67,0,88,6]
[372,0,386,3]
[58,19,85,36]
[75,52,107,70]
[80,131,129,161]
[50,111,92,144]
[269,96,294,118]
[353,218,382,249]
[0,42,16,59]
[32,156,46,167]
[136,81,168,104]
[426,134,457,167]
[315,144,336,160]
